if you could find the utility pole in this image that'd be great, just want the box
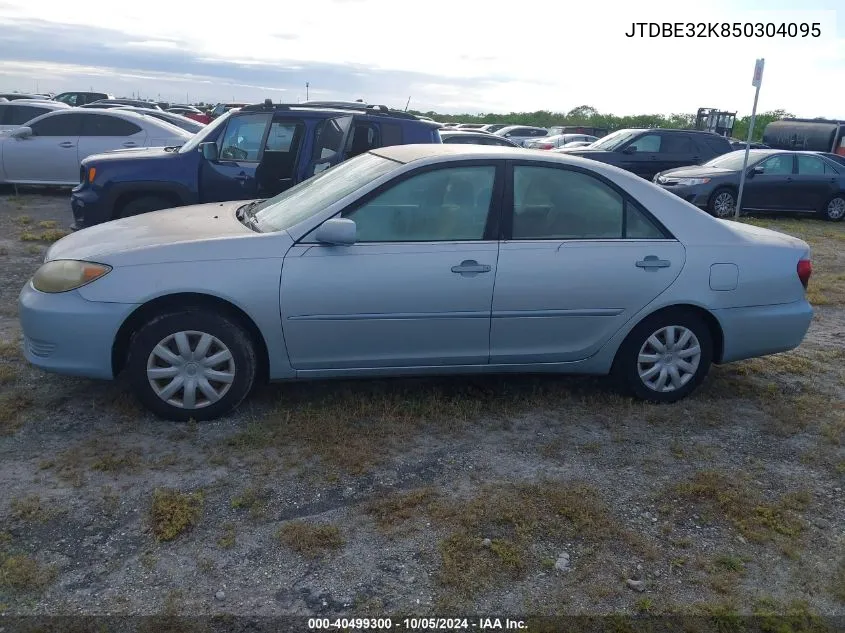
[306,82,309,101]
[735,58,765,220]
[405,96,411,111]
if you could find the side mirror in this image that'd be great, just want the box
[314,218,356,245]
[10,126,32,139]
[199,142,218,161]
[622,145,637,154]
[749,166,764,177]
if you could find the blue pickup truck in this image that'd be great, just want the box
[70,101,442,229]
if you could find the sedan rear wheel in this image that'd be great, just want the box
[127,311,256,421]
[613,310,713,403]
[822,194,845,221]
[708,188,736,218]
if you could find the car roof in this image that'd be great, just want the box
[371,143,534,163]
[497,125,546,132]
[0,100,68,108]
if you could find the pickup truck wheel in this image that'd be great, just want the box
[118,195,176,219]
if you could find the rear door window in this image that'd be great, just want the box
[81,114,142,136]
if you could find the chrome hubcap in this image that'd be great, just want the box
[713,193,735,217]
[827,197,845,219]
[146,330,235,409]
[637,325,701,393]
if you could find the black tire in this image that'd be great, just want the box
[819,193,845,222]
[126,311,257,421]
[707,187,737,219]
[612,309,713,403]
[118,195,176,219]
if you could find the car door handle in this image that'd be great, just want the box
[451,260,491,275]
[234,172,249,182]
[58,141,75,148]
[786,177,794,182]
[636,255,671,270]
[122,141,137,147]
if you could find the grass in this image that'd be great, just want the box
[668,471,810,545]
[364,487,439,531]
[217,523,236,549]
[149,489,203,541]
[0,340,22,360]
[0,365,17,385]
[19,229,69,243]
[0,554,55,592]
[277,521,344,557]
[0,391,33,435]
[429,481,627,599]
[230,485,270,519]
[13,215,31,225]
[9,495,52,523]
[90,450,143,474]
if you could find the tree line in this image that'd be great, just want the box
[410,105,797,142]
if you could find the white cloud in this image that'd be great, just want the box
[0,0,843,115]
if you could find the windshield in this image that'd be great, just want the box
[179,111,233,153]
[704,150,766,170]
[253,152,400,233]
[588,130,638,150]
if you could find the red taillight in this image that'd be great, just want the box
[797,259,812,289]
[537,143,553,149]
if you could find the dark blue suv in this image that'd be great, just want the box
[70,101,442,229]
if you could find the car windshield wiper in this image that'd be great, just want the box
[236,200,264,231]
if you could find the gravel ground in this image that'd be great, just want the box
[0,190,843,629]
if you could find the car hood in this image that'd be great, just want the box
[46,201,284,265]
[658,165,734,179]
[81,146,182,165]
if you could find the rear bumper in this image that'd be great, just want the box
[18,282,138,379]
[714,300,814,363]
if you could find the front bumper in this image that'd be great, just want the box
[714,300,814,363]
[656,183,711,208]
[70,187,112,231]
[18,282,139,379]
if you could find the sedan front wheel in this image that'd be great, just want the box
[613,310,713,403]
[127,311,257,421]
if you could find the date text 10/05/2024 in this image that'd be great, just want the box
[625,22,821,38]
[307,618,527,630]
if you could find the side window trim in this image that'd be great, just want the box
[501,160,675,241]
[298,160,505,244]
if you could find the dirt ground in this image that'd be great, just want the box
[0,189,843,629]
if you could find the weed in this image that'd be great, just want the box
[0,391,33,434]
[231,486,270,519]
[364,487,439,531]
[0,340,22,360]
[19,229,69,243]
[670,471,808,544]
[714,554,745,573]
[37,220,58,229]
[277,521,344,557]
[217,523,236,549]
[634,597,656,614]
[0,554,55,591]
[25,244,41,255]
[0,365,17,385]
[9,495,52,523]
[14,215,31,225]
[149,489,203,541]
[91,450,142,473]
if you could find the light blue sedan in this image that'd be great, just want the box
[19,145,814,421]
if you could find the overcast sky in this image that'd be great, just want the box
[0,0,843,117]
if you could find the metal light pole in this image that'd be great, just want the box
[735,58,765,220]
[306,82,309,101]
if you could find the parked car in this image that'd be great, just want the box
[20,144,814,421]
[456,123,487,130]
[53,92,113,106]
[210,102,248,119]
[563,128,733,181]
[0,110,192,186]
[548,125,610,138]
[816,152,845,168]
[70,100,442,228]
[654,149,845,221]
[494,125,549,147]
[479,124,510,134]
[525,134,599,150]
[79,102,133,110]
[0,100,70,131]
[114,107,206,134]
[167,106,212,125]
[86,99,162,110]
[0,92,45,101]
[558,141,594,149]
[439,130,521,147]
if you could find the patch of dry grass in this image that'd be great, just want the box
[668,471,810,545]
[277,521,344,557]
[0,339,22,360]
[9,495,53,523]
[149,489,203,541]
[216,523,236,549]
[0,365,17,385]
[0,554,55,592]
[13,215,31,225]
[0,391,33,435]
[19,228,69,243]
[427,481,629,599]
[364,487,439,531]
[230,485,270,519]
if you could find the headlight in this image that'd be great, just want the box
[31,260,112,293]
[671,177,711,186]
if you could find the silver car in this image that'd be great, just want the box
[0,109,191,185]
[494,125,549,147]
[19,145,814,421]
[525,133,599,150]
[0,100,70,131]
